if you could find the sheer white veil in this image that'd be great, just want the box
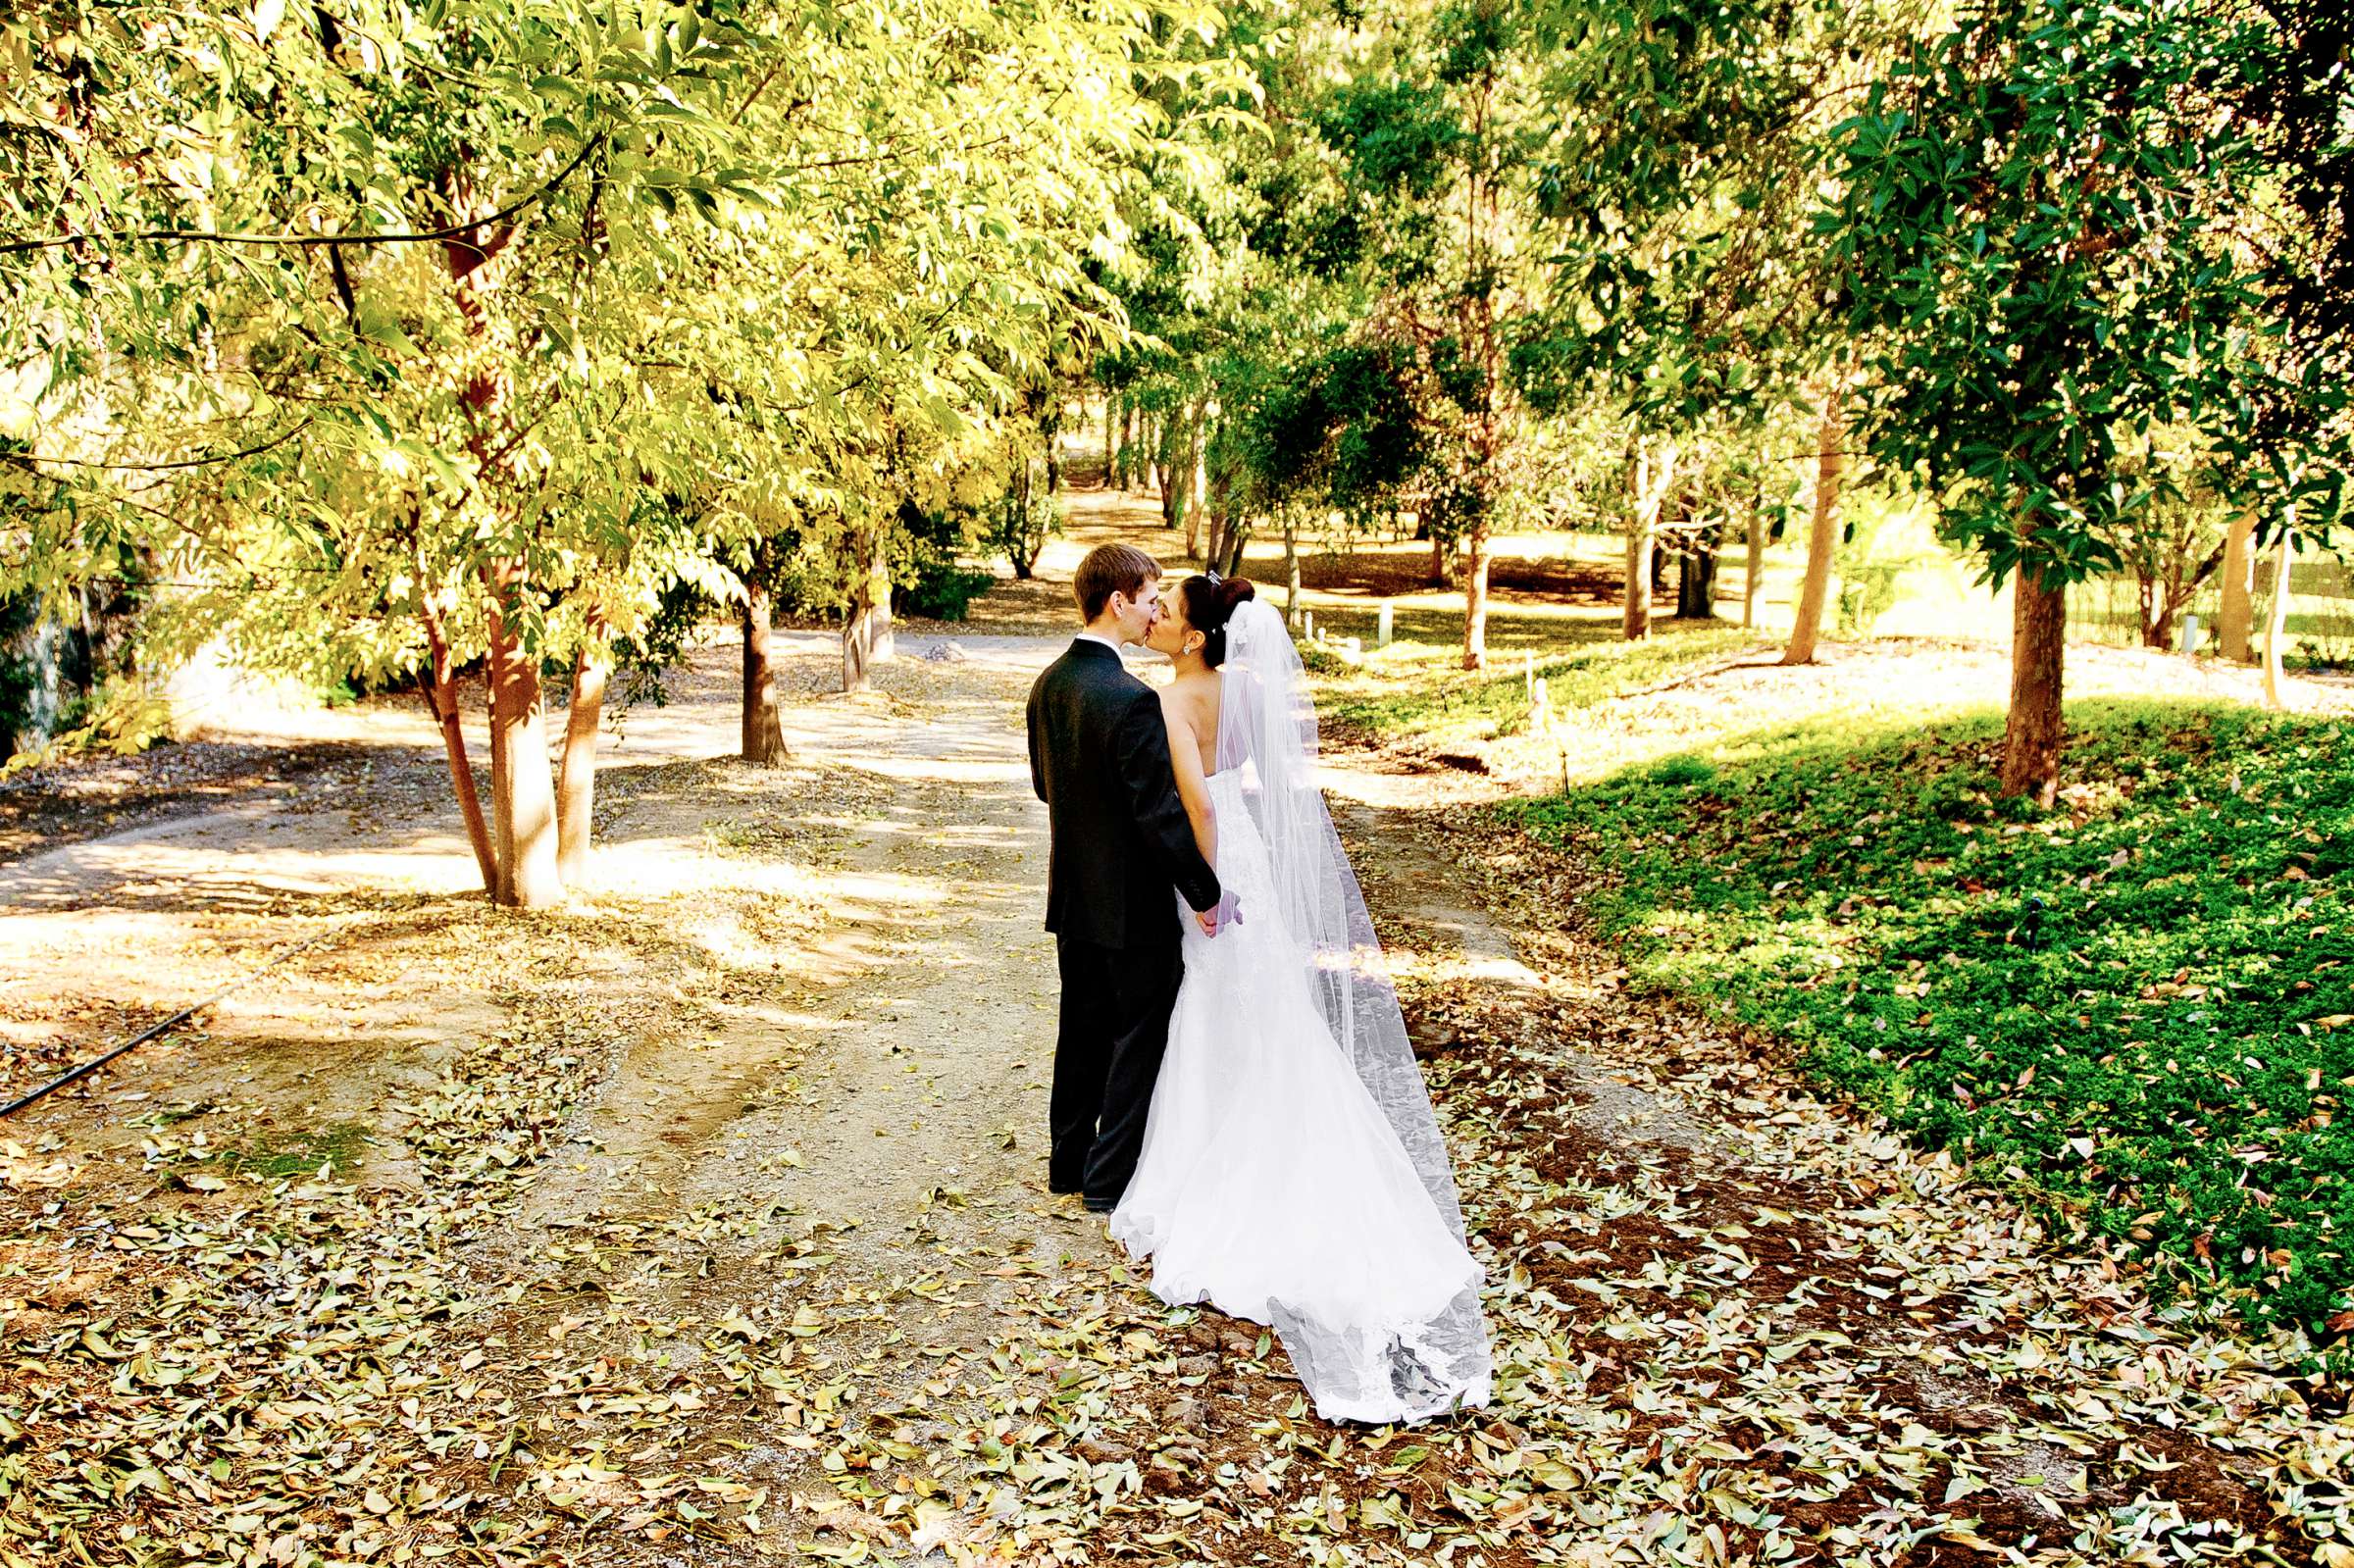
[1215,596,1492,1418]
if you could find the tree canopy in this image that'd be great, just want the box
[5,0,2348,876]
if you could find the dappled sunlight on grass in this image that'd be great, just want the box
[1314,622,1760,748]
[1508,697,2354,1333]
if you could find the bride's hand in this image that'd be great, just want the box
[1198,890,1243,936]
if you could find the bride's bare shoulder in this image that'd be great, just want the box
[1154,670,1220,737]
[1155,667,1216,703]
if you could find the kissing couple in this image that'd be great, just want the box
[1025,543,1492,1425]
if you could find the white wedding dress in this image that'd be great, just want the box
[1109,600,1491,1425]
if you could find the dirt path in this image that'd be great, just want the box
[3,492,2348,1568]
[0,614,1073,1548]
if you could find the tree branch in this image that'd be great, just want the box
[0,136,605,258]
[2,419,315,472]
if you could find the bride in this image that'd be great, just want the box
[1109,574,1492,1425]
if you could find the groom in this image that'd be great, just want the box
[1027,543,1235,1212]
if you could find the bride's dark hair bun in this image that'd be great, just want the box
[1179,575,1255,668]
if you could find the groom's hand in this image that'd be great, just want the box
[1197,890,1244,936]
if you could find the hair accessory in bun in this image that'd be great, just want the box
[1181,573,1256,669]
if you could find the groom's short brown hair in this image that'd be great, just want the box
[1074,543,1160,622]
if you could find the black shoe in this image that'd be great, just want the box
[1084,1198,1117,1214]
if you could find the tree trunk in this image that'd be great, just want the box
[742,584,789,764]
[1184,410,1207,561]
[842,533,894,693]
[436,165,551,904]
[1203,462,1231,570]
[2137,576,2169,648]
[482,562,563,908]
[1154,410,1182,530]
[1428,530,1448,587]
[1742,490,1765,630]
[1461,526,1491,670]
[1623,517,1652,641]
[844,582,878,694]
[867,542,894,664]
[439,160,559,905]
[419,598,496,896]
[1676,529,1720,619]
[1782,379,1846,665]
[1102,390,1115,487]
[2000,561,2067,807]
[556,640,607,891]
[1008,462,1034,582]
[1159,461,1181,530]
[844,606,875,694]
[1624,438,1675,641]
[2157,579,2199,652]
[2218,509,2256,662]
[2263,534,2293,710]
[1218,521,1250,579]
[1284,517,1302,628]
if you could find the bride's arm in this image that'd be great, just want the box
[1161,699,1217,866]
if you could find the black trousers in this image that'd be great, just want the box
[1051,933,1185,1208]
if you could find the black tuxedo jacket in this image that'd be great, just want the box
[1026,638,1222,949]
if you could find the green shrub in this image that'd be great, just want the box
[1646,754,1716,787]
[986,487,1061,580]
[896,560,996,621]
[894,500,998,622]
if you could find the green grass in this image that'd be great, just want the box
[1318,625,1754,744]
[196,1122,371,1180]
[1505,699,2354,1335]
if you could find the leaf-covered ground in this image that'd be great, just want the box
[948,802,2349,1568]
[5,533,2354,1567]
[1505,701,2354,1337]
